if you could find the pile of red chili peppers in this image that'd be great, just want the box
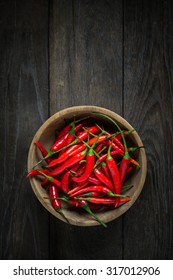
[27,113,141,227]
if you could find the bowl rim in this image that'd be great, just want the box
[27,105,147,226]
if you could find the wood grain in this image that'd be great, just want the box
[123,0,173,259]
[0,0,49,259]
[50,0,122,114]
[49,0,124,259]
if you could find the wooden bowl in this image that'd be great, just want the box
[27,106,147,226]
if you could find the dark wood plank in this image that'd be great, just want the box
[123,0,173,259]
[0,0,49,259]
[49,0,123,259]
[50,0,122,114]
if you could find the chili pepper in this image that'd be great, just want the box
[96,124,124,151]
[93,168,114,191]
[60,171,70,193]
[72,145,95,183]
[73,162,86,177]
[49,184,61,211]
[78,191,100,197]
[101,161,111,179]
[50,149,87,177]
[38,171,61,189]
[59,121,85,149]
[88,175,102,185]
[71,185,120,198]
[96,150,122,165]
[48,185,69,222]
[27,169,50,177]
[106,143,121,207]
[119,197,131,203]
[48,143,86,167]
[69,162,82,174]
[88,203,102,211]
[34,141,52,164]
[77,126,101,141]
[51,132,70,153]
[55,124,71,140]
[56,118,89,141]
[88,135,108,146]
[79,196,130,205]
[41,178,48,188]
[68,180,89,195]
[94,142,105,153]
[106,139,123,152]
[79,197,116,204]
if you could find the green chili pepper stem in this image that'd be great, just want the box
[33,150,54,169]
[92,112,130,159]
[38,171,53,181]
[107,142,113,160]
[121,184,133,193]
[73,116,90,124]
[82,203,107,228]
[81,140,100,158]
[69,122,75,136]
[56,208,69,224]
[129,146,144,152]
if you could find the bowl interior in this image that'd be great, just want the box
[28,106,147,226]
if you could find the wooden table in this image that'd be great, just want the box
[0,0,173,260]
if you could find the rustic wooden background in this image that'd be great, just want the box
[0,0,173,260]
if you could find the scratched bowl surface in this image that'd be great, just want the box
[27,106,147,227]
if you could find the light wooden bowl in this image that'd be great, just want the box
[27,106,147,226]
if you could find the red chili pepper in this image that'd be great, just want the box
[96,124,124,151]
[68,180,89,196]
[34,141,52,164]
[50,149,87,177]
[106,139,123,152]
[48,143,86,167]
[49,184,61,211]
[78,191,100,197]
[38,171,61,189]
[27,169,50,177]
[106,144,121,207]
[56,124,71,140]
[72,146,95,184]
[77,126,101,141]
[88,135,107,146]
[94,142,105,153]
[81,196,130,205]
[51,132,70,152]
[72,162,86,177]
[101,161,111,179]
[41,178,48,188]
[93,168,114,192]
[55,119,87,141]
[81,197,116,204]
[60,171,70,193]
[70,185,116,198]
[88,175,102,185]
[96,150,122,164]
